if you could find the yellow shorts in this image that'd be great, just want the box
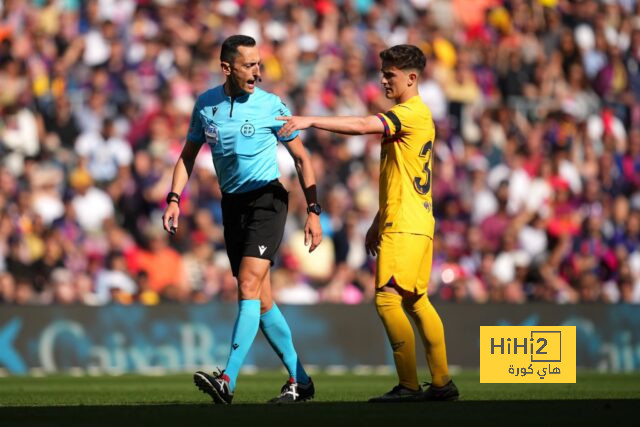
[376,232,433,294]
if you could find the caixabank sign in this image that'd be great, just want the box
[0,304,638,374]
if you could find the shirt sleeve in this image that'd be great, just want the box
[186,97,205,145]
[375,104,411,137]
[271,96,300,142]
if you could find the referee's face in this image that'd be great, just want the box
[227,45,262,94]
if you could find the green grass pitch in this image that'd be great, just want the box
[1,371,639,426]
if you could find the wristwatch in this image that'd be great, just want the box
[166,192,180,204]
[307,203,322,215]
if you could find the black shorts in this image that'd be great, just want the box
[221,180,289,277]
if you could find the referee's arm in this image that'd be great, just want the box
[162,141,202,234]
[283,136,323,253]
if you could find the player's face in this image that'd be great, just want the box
[380,63,415,100]
[225,45,261,94]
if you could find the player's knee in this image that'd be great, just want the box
[403,292,427,313]
[375,291,402,314]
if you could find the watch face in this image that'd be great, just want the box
[309,204,322,214]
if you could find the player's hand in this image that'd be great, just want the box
[276,116,313,139]
[304,213,323,253]
[162,202,180,235]
[365,223,380,257]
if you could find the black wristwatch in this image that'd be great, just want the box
[307,203,322,215]
[166,192,180,205]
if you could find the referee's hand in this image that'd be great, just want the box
[304,213,323,253]
[162,203,180,235]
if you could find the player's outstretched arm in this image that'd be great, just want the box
[162,141,201,234]
[283,136,323,253]
[277,115,385,138]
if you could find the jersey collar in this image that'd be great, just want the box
[220,84,251,102]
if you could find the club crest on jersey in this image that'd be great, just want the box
[240,122,255,137]
[204,124,219,145]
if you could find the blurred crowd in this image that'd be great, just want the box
[1,0,639,306]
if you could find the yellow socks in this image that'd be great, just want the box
[404,293,450,387]
[375,291,419,390]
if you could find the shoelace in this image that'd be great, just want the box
[285,383,298,398]
[423,381,451,391]
[213,367,226,380]
[388,384,422,394]
[279,381,290,393]
[279,382,299,398]
[389,385,405,394]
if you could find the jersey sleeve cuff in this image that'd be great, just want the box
[376,113,391,137]
[278,130,299,142]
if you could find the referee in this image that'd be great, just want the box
[162,35,322,404]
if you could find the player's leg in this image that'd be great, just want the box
[369,233,422,402]
[404,292,458,400]
[404,293,449,386]
[259,273,314,403]
[403,235,458,401]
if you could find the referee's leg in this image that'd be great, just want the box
[237,257,270,300]
[259,271,274,314]
[259,271,313,390]
[222,257,270,392]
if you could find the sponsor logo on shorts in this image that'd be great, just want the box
[258,245,267,255]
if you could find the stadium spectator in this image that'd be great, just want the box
[0,0,639,305]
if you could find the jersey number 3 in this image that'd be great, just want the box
[414,141,433,195]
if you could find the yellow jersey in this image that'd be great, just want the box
[376,95,435,237]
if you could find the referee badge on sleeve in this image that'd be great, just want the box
[205,124,219,145]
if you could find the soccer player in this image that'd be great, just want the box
[162,35,322,404]
[278,44,459,402]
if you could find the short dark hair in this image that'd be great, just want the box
[379,44,426,71]
[220,35,256,64]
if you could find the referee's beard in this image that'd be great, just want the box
[226,73,259,97]
[225,75,245,97]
